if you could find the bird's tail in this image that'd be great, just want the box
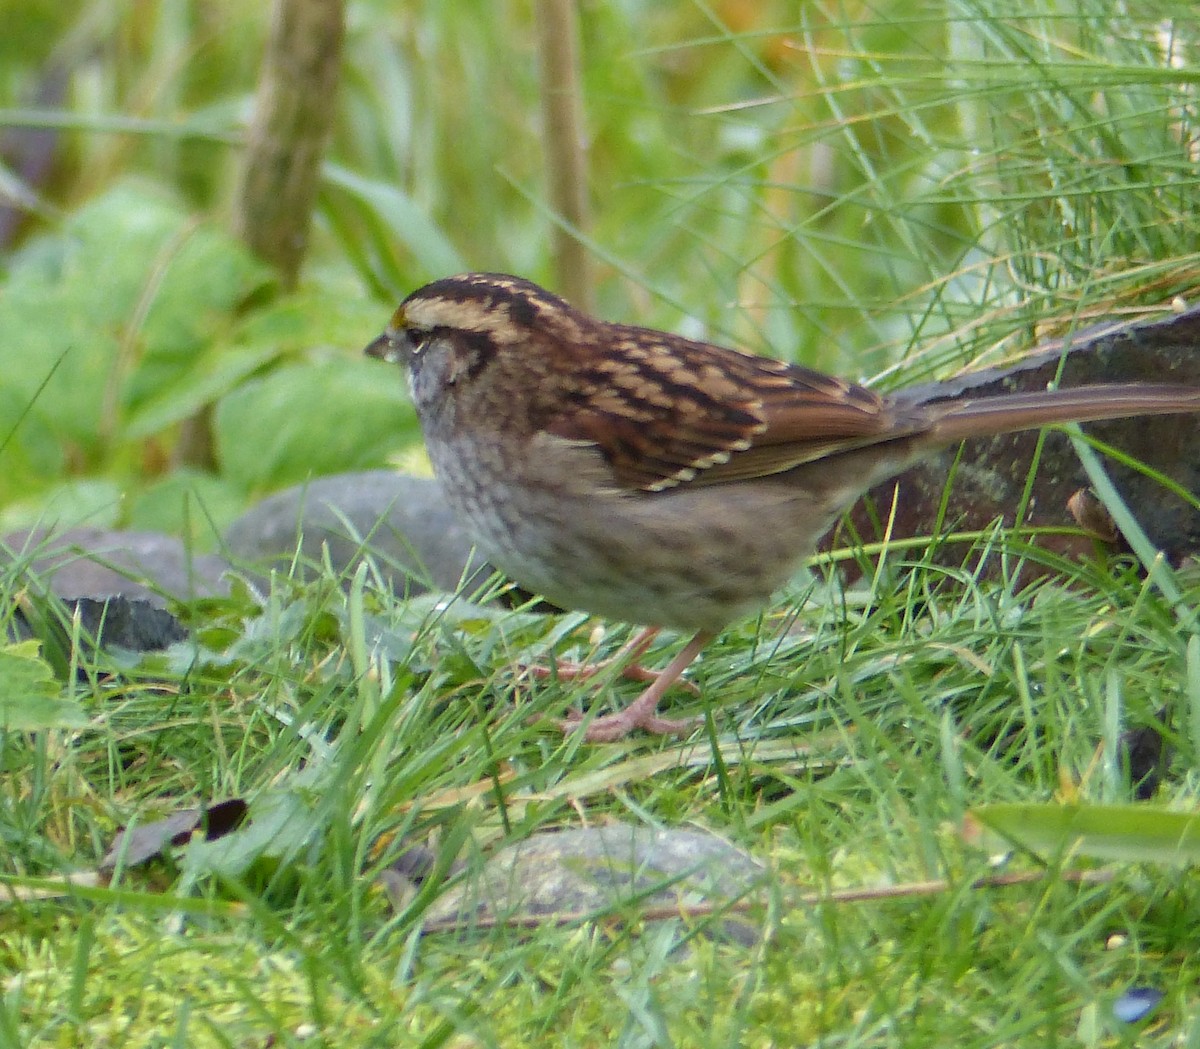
[925,384,1200,444]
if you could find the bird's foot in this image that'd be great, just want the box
[548,629,714,742]
[556,705,701,742]
[522,626,698,696]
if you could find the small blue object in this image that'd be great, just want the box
[1113,987,1164,1024]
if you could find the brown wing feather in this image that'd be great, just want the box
[546,324,909,492]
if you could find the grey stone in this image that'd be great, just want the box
[2,527,230,607]
[1,527,228,652]
[46,595,187,652]
[823,306,1200,576]
[222,471,493,597]
[421,823,769,941]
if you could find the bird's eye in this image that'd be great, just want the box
[404,325,431,353]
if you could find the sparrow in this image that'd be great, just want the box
[366,273,1200,740]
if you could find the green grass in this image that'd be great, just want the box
[3,0,1200,1045]
[3,541,1199,1046]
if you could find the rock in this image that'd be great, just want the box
[223,471,493,597]
[2,527,228,652]
[823,307,1200,577]
[3,526,230,606]
[61,595,188,651]
[421,823,769,942]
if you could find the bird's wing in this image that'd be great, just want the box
[546,327,915,492]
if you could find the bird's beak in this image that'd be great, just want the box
[364,330,405,365]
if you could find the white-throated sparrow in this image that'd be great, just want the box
[367,273,1200,741]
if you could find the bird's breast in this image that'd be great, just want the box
[425,430,852,632]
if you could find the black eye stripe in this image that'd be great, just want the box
[405,325,496,380]
[461,329,498,380]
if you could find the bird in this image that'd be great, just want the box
[365,273,1200,742]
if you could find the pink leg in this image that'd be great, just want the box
[557,630,714,742]
[526,625,658,680]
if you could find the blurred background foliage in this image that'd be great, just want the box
[1,0,1197,548]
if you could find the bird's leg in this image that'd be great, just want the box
[556,630,714,742]
[526,625,698,691]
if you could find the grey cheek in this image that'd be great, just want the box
[408,367,436,413]
[408,351,455,419]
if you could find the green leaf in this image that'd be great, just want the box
[966,803,1200,866]
[229,287,387,351]
[213,357,418,491]
[122,343,282,439]
[322,163,466,277]
[124,291,385,439]
[179,767,328,881]
[0,640,87,730]
[0,478,124,535]
[0,179,270,452]
[125,223,273,412]
[0,384,66,503]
